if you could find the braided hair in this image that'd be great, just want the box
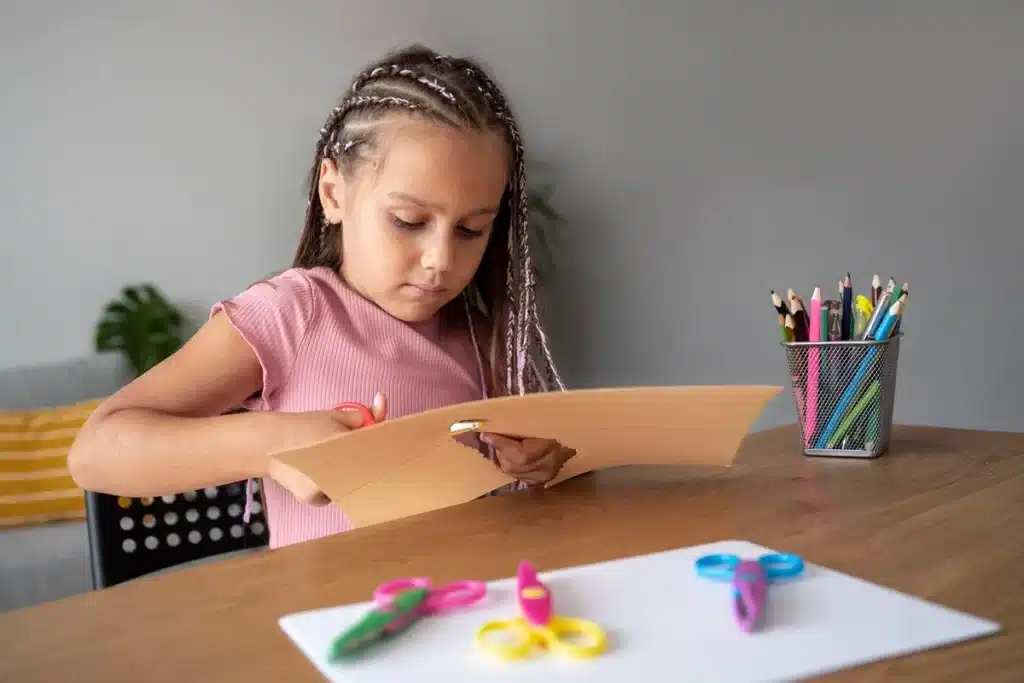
[292,45,564,398]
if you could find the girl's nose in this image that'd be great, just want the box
[420,235,455,274]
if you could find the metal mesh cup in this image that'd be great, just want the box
[780,334,902,458]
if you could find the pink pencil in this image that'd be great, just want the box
[805,287,822,447]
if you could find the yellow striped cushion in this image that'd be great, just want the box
[0,398,104,527]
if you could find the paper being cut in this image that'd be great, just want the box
[269,385,782,527]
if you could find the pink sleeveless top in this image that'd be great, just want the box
[210,266,493,549]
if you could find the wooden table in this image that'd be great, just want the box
[1,424,1021,681]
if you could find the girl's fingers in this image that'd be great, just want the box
[504,447,577,483]
[371,392,388,422]
[479,432,525,453]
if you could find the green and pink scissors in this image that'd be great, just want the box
[327,577,487,661]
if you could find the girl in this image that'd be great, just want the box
[68,44,576,549]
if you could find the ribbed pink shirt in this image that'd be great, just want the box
[210,266,492,549]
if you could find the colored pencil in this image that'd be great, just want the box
[815,299,904,449]
[840,273,853,340]
[889,281,904,312]
[805,287,823,447]
[892,284,908,334]
[789,294,810,342]
[785,314,805,424]
[861,289,892,340]
[771,290,790,340]
[826,380,881,449]
[871,273,882,306]
[787,288,810,340]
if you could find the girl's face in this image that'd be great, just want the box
[319,118,509,323]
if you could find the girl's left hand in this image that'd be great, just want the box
[479,433,577,486]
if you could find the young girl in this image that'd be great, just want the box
[68,44,576,549]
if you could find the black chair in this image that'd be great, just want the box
[85,479,269,589]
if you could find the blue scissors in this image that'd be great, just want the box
[695,552,805,633]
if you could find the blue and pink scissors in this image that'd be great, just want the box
[695,552,805,633]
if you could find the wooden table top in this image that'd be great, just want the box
[0,424,1021,682]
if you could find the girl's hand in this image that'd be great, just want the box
[267,393,387,506]
[479,433,577,486]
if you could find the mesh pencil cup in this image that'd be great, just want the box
[780,334,902,458]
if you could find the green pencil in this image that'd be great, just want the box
[889,280,903,313]
[826,380,881,449]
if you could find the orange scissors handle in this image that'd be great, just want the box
[333,401,377,426]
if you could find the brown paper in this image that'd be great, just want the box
[270,385,782,528]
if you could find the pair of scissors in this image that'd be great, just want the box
[374,577,488,621]
[327,578,487,662]
[695,552,805,633]
[335,401,487,437]
[474,560,607,661]
[334,401,378,426]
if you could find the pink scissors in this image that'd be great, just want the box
[373,577,487,629]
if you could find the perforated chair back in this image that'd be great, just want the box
[85,480,269,589]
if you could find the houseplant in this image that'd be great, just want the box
[94,284,186,378]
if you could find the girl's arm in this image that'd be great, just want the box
[67,312,335,497]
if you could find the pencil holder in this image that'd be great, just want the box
[780,334,902,458]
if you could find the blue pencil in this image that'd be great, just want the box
[840,273,853,340]
[814,300,904,449]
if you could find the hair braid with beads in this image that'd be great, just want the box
[291,44,564,398]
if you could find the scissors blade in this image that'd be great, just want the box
[731,560,768,633]
[327,587,429,661]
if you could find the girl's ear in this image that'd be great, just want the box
[317,158,347,224]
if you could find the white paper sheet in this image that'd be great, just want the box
[278,540,1001,682]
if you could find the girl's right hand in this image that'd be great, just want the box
[267,393,388,506]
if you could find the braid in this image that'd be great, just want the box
[293,44,565,405]
[450,58,565,395]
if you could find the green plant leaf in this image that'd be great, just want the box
[94,283,186,377]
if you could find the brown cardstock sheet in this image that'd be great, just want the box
[270,385,782,528]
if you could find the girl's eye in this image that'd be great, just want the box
[392,216,425,230]
[458,226,486,238]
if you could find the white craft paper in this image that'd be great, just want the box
[278,540,1001,682]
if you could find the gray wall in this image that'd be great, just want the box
[2,1,1022,432]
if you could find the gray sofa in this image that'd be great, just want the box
[0,353,133,612]
[1,353,269,613]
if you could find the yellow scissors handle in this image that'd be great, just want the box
[474,616,608,661]
[474,617,537,660]
[538,615,608,659]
